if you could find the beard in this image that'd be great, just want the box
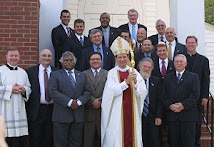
[140,70,151,79]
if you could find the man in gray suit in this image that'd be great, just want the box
[49,51,91,147]
[83,52,108,147]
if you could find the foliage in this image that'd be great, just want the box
[205,0,214,25]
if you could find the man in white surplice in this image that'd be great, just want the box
[0,47,31,147]
[101,37,147,147]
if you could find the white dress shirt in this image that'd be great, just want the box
[159,58,169,73]
[39,64,53,104]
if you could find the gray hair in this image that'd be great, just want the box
[174,54,187,62]
[155,19,166,26]
[138,57,154,70]
[59,51,77,64]
[128,9,138,15]
[89,29,103,39]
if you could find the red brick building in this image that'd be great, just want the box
[0,0,39,68]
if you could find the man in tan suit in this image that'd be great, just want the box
[83,52,108,147]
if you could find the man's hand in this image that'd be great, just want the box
[126,71,137,85]
[201,98,208,107]
[92,98,101,109]
[169,103,184,113]
[12,84,25,94]
[155,118,162,126]
[71,100,79,110]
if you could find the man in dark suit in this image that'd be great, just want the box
[163,54,200,147]
[83,52,108,147]
[135,28,147,52]
[152,42,175,80]
[89,12,120,48]
[26,49,57,147]
[148,19,167,46]
[80,29,115,71]
[138,58,162,147]
[118,9,147,42]
[51,9,74,68]
[185,36,210,147]
[49,51,91,147]
[64,19,91,70]
[165,27,187,60]
[135,39,157,69]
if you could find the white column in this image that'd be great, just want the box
[170,0,205,55]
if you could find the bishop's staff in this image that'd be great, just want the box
[129,39,138,147]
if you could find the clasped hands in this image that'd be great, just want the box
[12,83,25,94]
[125,71,137,85]
[92,98,101,109]
[169,102,184,113]
[71,99,79,110]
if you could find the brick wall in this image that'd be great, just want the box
[0,0,39,69]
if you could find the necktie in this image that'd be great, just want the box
[139,43,142,50]
[160,36,164,42]
[103,29,109,47]
[161,60,166,76]
[97,46,100,53]
[143,79,149,117]
[177,73,181,81]
[168,43,172,60]
[44,69,51,102]
[94,70,99,79]
[131,25,137,41]
[68,71,76,87]
[66,27,71,37]
[80,36,84,46]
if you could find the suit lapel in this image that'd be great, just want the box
[61,69,75,88]
[94,69,104,88]
[87,69,97,87]
[176,71,186,87]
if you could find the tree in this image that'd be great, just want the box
[205,0,214,25]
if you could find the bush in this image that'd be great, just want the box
[205,0,214,25]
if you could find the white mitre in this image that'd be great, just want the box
[110,36,130,56]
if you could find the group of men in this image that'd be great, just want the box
[0,8,210,147]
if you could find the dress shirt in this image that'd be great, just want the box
[102,26,110,47]
[91,68,101,77]
[64,69,82,107]
[93,44,104,65]
[158,34,166,42]
[143,52,152,58]
[159,58,169,73]
[61,23,70,35]
[75,33,84,42]
[166,40,176,58]
[128,22,138,41]
[176,69,185,80]
[39,64,53,104]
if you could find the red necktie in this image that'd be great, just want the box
[44,69,51,102]
[161,60,166,77]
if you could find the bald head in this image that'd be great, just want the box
[165,27,176,43]
[137,28,147,43]
[39,49,52,68]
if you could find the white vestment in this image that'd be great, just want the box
[101,66,147,147]
[0,65,31,137]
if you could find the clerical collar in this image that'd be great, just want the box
[5,63,18,70]
[115,65,129,72]
[187,52,197,56]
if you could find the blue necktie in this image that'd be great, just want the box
[68,71,76,87]
[143,79,149,117]
[80,37,84,46]
[131,25,137,41]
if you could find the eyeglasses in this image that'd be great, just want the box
[90,58,101,61]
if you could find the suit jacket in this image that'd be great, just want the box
[83,69,108,121]
[118,23,147,32]
[89,26,121,47]
[148,34,178,46]
[51,24,74,67]
[152,58,175,80]
[163,71,200,122]
[185,53,210,104]
[26,65,58,121]
[145,76,163,121]
[173,42,187,58]
[80,46,115,71]
[64,33,91,70]
[134,50,157,69]
[49,69,91,123]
